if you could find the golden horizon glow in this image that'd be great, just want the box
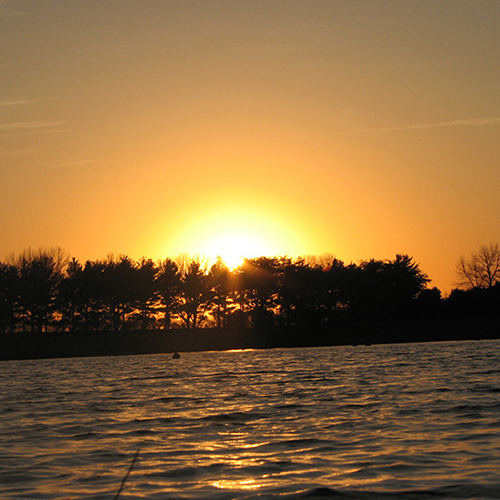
[163,206,306,269]
[204,231,273,269]
[1,2,499,293]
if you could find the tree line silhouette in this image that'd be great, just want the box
[1,244,498,336]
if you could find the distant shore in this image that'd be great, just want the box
[1,317,499,361]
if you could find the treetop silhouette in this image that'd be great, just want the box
[0,246,497,335]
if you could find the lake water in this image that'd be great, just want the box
[1,340,499,500]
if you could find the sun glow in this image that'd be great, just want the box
[204,230,274,269]
[165,206,304,268]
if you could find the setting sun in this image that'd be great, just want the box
[203,230,273,269]
[164,206,305,268]
[2,1,499,294]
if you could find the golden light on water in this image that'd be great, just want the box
[212,478,263,490]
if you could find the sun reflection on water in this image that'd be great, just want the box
[212,478,264,490]
[4,342,498,499]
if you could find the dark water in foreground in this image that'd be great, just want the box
[1,340,499,500]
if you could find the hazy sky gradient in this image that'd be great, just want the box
[1,0,499,291]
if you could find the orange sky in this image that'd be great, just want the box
[1,0,499,292]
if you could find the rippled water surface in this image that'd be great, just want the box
[1,340,500,499]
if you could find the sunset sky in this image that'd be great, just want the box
[1,0,499,292]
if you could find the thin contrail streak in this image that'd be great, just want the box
[321,117,500,136]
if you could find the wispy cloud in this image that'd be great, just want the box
[0,121,63,130]
[322,117,500,136]
[0,0,25,16]
[225,41,294,54]
[0,147,49,157]
[0,99,45,107]
[48,159,96,170]
[0,121,68,135]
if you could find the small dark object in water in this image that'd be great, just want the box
[172,352,180,359]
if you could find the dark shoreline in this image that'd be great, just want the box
[1,317,499,361]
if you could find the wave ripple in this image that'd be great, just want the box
[1,340,500,499]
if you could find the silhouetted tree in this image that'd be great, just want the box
[208,257,235,328]
[131,258,159,330]
[382,254,430,317]
[315,256,348,325]
[343,259,384,320]
[345,255,429,321]
[277,257,311,327]
[238,257,281,328]
[277,256,345,327]
[105,255,138,330]
[456,243,500,289]
[57,258,84,332]
[76,255,137,331]
[0,262,19,334]
[175,255,211,328]
[8,248,68,332]
[415,287,442,317]
[445,287,491,318]
[156,258,180,329]
[0,246,446,341]
[78,260,108,331]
